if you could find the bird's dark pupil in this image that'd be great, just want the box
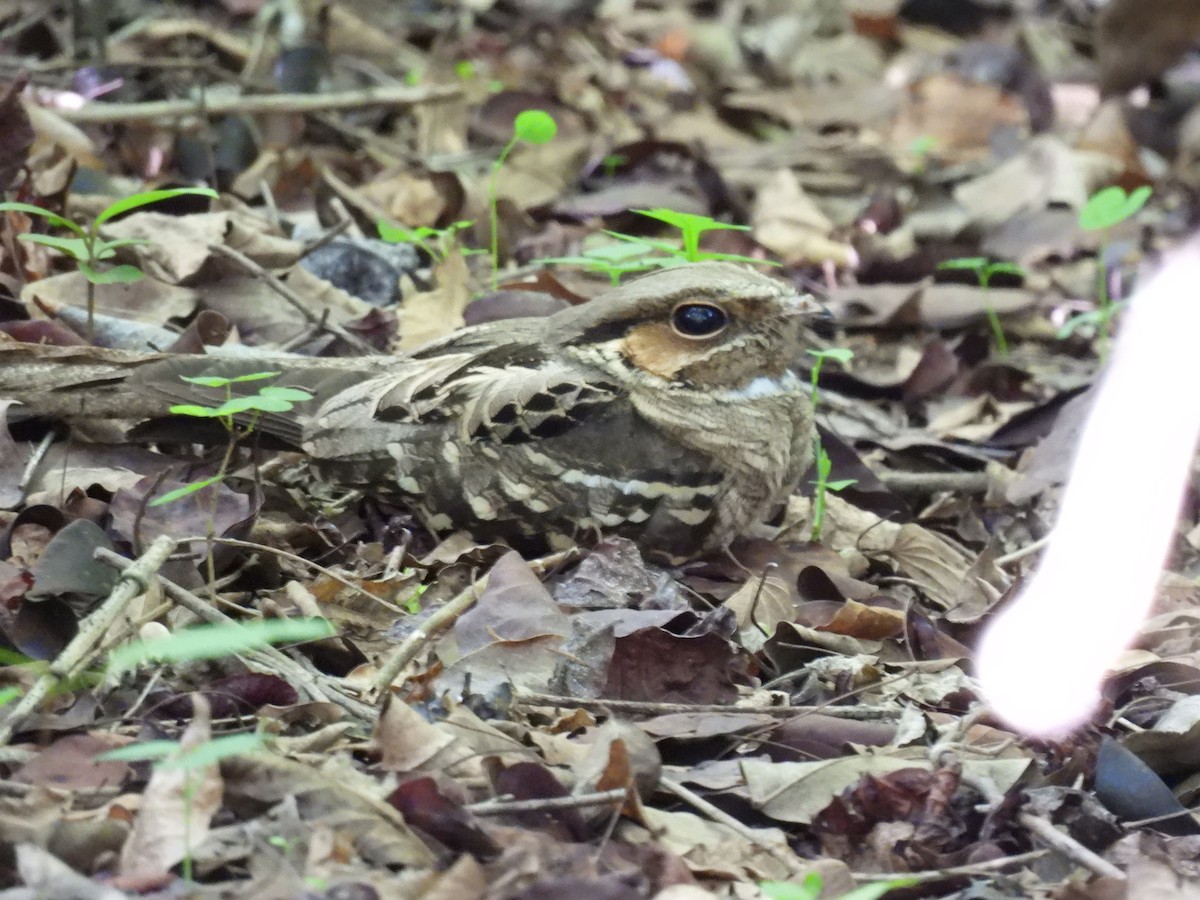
[674,303,726,336]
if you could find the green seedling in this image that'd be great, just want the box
[489,109,557,289]
[600,153,627,177]
[99,730,269,881]
[1059,184,1153,354]
[0,686,20,707]
[150,372,313,507]
[806,348,856,543]
[908,134,937,174]
[937,256,1025,358]
[807,347,853,408]
[762,872,917,900]
[809,443,856,543]
[539,239,675,285]
[152,371,312,588]
[0,186,218,342]
[378,219,475,263]
[631,207,766,264]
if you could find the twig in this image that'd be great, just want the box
[206,242,381,355]
[1018,812,1124,880]
[512,693,902,720]
[369,549,575,699]
[876,470,993,496]
[850,849,1049,884]
[0,535,176,747]
[51,83,461,123]
[176,535,394,609]
[17,430,55,494]
[659,776,806,878]
[994,532,1054,567]
[93,547,376,723]
[467,788,628,816]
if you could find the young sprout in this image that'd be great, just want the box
[489,109,557,289]
[805,348,856,542]
[937,256,1025,358]
[1059,184,1152,355]
[0,186,218,342]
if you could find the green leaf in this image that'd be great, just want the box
[108,618,337,673]
[161,732,266,771]
[148,475,224,506]
[827,479,857,491]
[834,878,919,899]
[177,370,282,388]
[0,686,20,707]
[0,202,82,233]
[92,186,218,229]
[95,740,181,763]
[807,347,854,364]
[257,385,313,403]
[635,208,717,231]
[225,371,281,384]
[513,109,557,144]
[985,261,1025,277]
[1056,309,1107,339]
[17,233,90,261]
[760,875,823,900]
[94,237,153,254]
[937,257,987,272]
[378,221,439,243]
[208,395,294,416]
[179,375,234,388]
[168,403,221,417]
[78,262,143,284]
[761,876,918,900]
[1079,185,1152,231]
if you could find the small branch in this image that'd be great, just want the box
[659,776,805,878]
[52,83,461,124]
[94,547,376,724]
[1018,812,1124,880]
[467,788,628,816]
[0,535,176,747]
[206,242,381,356]
[876,470,993,496]
[513,692,902,720]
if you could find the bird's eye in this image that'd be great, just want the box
[671,302,729,338]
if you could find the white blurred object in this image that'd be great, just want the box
[977,235,1200,736]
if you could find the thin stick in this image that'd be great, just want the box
[467,788,628,816]
[0,535,176,746]
[53,83,461,123]
[1018,813,1124,880]
[513,693,902,720]
[177,535,393,609]
[659,776,805,878]
[206,242,381,356]
[93,547,375,723]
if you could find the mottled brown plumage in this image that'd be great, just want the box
[0,262,819,560]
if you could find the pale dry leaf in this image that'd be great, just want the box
[372,696,463,775]
[119,694,222,879]
[751,168,855,267]
[101,211,229,284]
[398,248,471,350]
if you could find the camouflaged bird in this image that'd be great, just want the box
[0,262,820,561]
